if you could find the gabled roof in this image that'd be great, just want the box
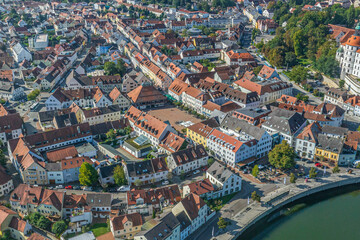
[296,122,322,143]
[179,193,206,220]
[111,213,143,231]
[127,85,166,104]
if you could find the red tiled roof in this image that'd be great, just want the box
[111,213,143,231]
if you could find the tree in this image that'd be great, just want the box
[309,167,317,178]
[332,165,340,174]
[252,165,259,178]
[288,66,309,84]
[253,66,263,75]
[167,172,173,180]
[52,220,67,235]
[285,52,297,67]
[251,191,261,202]
[290,173,296,183]
[339,80,345,89]
[37,216,51,231]
[207,157,215,167]
[134,179,142,187]
[152,209,156,219]
[0,150,6,166]
[180,170,186,180]
[296,93,309,102]
[269,141,296,169]
[106,129,116,140]
[113,165,127,186]
[79,162,99,186]
[104,60,126,76]
[356,163,360,169]
[27,89,40,101]
[217,217,229,229]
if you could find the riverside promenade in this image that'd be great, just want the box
[212,170,360,240]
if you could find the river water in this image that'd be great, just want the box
[253,190,360,240]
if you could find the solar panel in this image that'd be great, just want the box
[133,135,150,146]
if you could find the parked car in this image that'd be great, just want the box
[73,186,81,190]
[83,186,93,191]
[315,162,322,168]
[55,185,64,189]
[193,170,200,175]
[162,180,169,185]
[65,185,73,189]
[117,185,130,192]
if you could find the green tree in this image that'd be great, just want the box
[152,209,156,219]
[251,191,261,202]
[339,80,345,89]
[37,216,51,231]
[0,150,6,166]
[290,173,296,183]
[253,66,263,75]
[52,220,67,235]
[309,167,317,178]
[180,170,186,180]
[106,129,116,140]
[285,52,297,67]
[207,157,215,167]
[113,165,127,186]
[269,141,296,169]
[27,89,40,101]
[288,66,309,84]
[296,93,309,102]
[217,217,229,229]
[79,162,99,186]
[134,179,142,187]
[332,165,340,174]
[252,165,259,178]
[356,163,360,169]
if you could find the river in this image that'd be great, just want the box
[253,189,360,240]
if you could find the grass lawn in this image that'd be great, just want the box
[126,137,152,150]
[205,193,237,211]
[90,223,109,237]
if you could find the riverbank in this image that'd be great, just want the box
[213,171,360,240]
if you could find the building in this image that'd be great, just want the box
[182,179,215,199]
[127,85,167,109]
[29,34,49,50]
[124,158,168,186]
[343,96,360,116]
[11,43,32,63]
[295,122,322,159]
[186,119,218,148]
[86,193,112,219]
[336,23,360,80]
[261,108,307,146]
[0,205,32,240]
[206,161,242,198]
[110,213,143,239]
[324,87,348,106]
[0,166,13,197]
[315,134,356,166]
[234,71,292,105]
[134,212,180,240]
[231,108,271,126]
[10,184,64,219]
[171,193,211,240]
[98,163,121,186]
[126,185,181,215]
[125,106,175,146]
[0,113,23,144]
[220,115,273,159]
[167,145,208,175]
[45,87,112,111]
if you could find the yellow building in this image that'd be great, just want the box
[110,213,143,239]
[186,121,215,148]
[314,135,356,166]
